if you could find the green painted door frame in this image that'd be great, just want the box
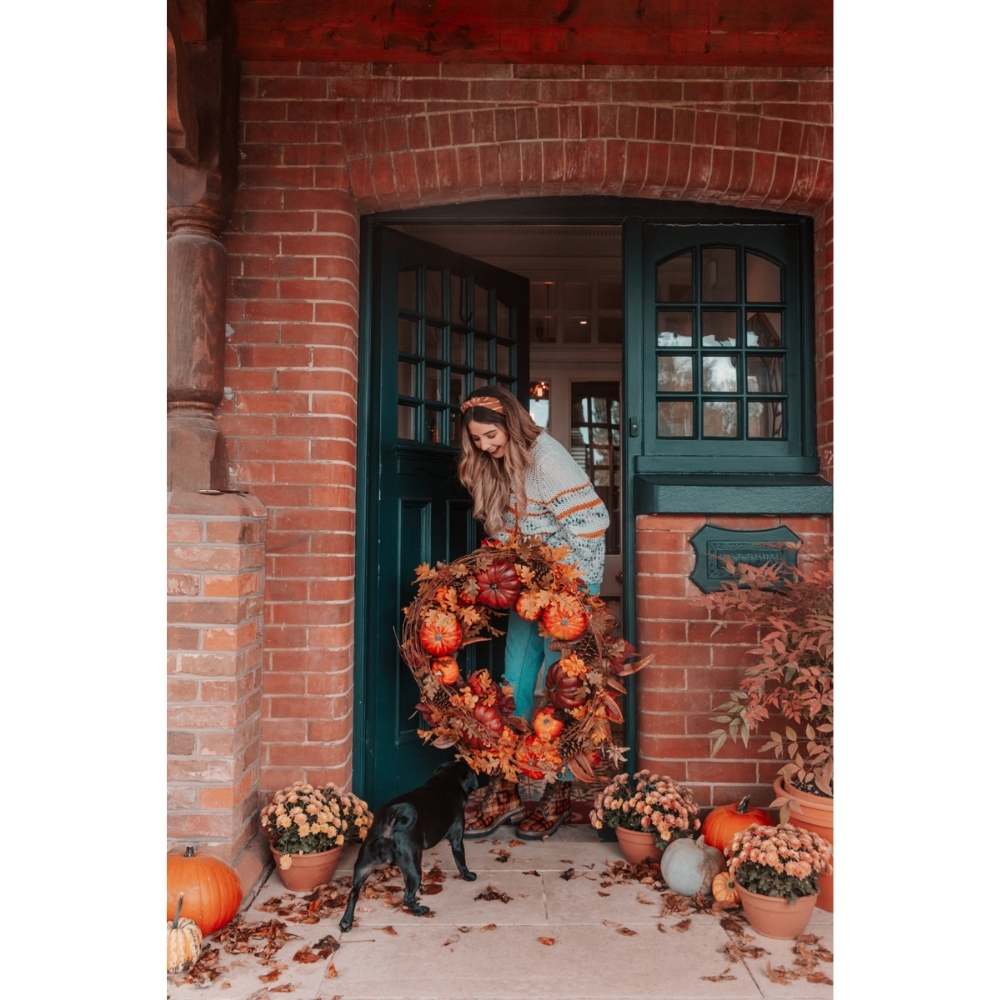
[354,198,813,804]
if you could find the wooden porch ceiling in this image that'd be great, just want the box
[232,1,833,66]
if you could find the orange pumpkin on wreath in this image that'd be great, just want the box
[532,706,565,742]
[541,595,588,641]
[419,610,462,657]
[431,656,461,685]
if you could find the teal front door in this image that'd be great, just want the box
[359,227,530,808]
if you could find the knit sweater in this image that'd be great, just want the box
[493,431,610,588]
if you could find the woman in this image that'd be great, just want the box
[457,385,609,839]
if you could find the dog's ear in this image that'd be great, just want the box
[460,763,479,795]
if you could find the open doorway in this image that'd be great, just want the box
[390,223,624,611]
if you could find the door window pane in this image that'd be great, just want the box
[398,269,417,312]
[598,279,622,310]
[563,282,591,311]
[451,274,467,324]
[474,336,490,371]
[449,373,465,405]
[496,342,511,375]
[657,310,693,347]
[702,247,737,302]
[747,311,784,347]
[398,404,416,440]
[425,269,444,318]
[475,285,489,331]
[426,365,444,402]
[426,325,444,361]
[450,330,467,366]
[658,400,694,437]
[425,407,445,444]
[702,311,738,347]
[449,409,461,446]
[657,252,693,302]
[748,400,785,438]
[532,315,556,343]
[497,301,510,339]
[398,318,418,355]
[703,355,738,393]
[746,252,782,302]
[747,356,784,394]
[398,361,417,397]
[657,355,694,392]
[703,400,739,438]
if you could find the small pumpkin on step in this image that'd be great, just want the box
[167,894,203,975]
[711,871,740,907]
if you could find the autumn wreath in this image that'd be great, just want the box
[401,535,651,784]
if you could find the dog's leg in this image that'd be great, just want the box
[398,844,429,916]
[447,817,477,881]
[338,850,381,933]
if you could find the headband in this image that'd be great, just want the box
[460,395,505,415]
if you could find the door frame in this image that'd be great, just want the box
[354,197,808,802]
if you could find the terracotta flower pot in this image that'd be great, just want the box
[774,776,834,912]
[615,827,661,865]
[736,883,817,940]
[270,845,344,892]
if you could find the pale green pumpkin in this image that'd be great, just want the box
[660,836,725,896]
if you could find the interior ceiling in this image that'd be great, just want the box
[232,1,833,66]
[390,224,621,278]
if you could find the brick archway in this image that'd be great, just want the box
[169,61,832,866]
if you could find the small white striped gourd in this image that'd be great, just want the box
[167,894,203,974]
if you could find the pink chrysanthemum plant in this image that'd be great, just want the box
[260,781,373,868]
[725,823,832,901]
[589,769,701,850]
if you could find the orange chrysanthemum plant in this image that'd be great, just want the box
[401,535,652,784]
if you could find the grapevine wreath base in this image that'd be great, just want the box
[402,535,651,784]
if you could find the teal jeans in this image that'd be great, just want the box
[505,580,601,782]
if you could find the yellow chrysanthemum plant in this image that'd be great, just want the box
[589,769,702,851]
[260,781,373,869]
[401,534,653,785]
[725,823,832,901]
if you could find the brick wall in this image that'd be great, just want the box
[167,491,266,862]
[217,60,833,809]
[635,514,831,808]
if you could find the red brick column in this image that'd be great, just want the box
[635,514,831,809]
[167,490,266,877]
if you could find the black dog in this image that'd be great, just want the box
[339,760,479,932]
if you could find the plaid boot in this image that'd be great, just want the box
[463,777,525,839]
[515,779,571,839]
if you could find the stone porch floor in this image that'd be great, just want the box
[167,826,833,1000]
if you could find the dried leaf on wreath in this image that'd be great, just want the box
[474,885,513,903]
[538,936,556,946]
[701,969,737,983]
[672,918,692,932]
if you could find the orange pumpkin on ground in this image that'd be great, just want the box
[167,846,242,936]
[419,610,462,657]
[712,871,739,906]
[431,656,461,685]
[541,595,588,641]
[702,795,774,852]
[532,707,565,742]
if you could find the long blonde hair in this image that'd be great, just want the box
[457,385,542,537]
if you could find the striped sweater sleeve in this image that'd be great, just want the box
[534,437,609,588]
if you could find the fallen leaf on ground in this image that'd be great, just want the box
[421,883,444,895]
[457,926,472,933]
[325,962,338,978]
[292,945,323,964]
[636,894,655,905]
[764,963,801,984]
[382,925,398,936]
[597,891,610,897]
[442,935,460,947]
[475,885,513,903]
[673,918,691,932]
[176,945,224,986]
[538,936,556,946]
[602,919,621,929]
[721,938,769,961]
[807,971,834,985]
[657,923,667,933]
[313,935,339,959]
[559,858,574,863]
[617,926,638,936]
[269,986,295,994]
[481,923,497,931]
[259,969,282,983]
[425,864,446,882]
[719,915,750,936]
[491,848,511,863]
[509,838,526,846]
[523,870,541,877]
[701,969,737,983]
[560,868,575,880]
[797,933,820,944]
